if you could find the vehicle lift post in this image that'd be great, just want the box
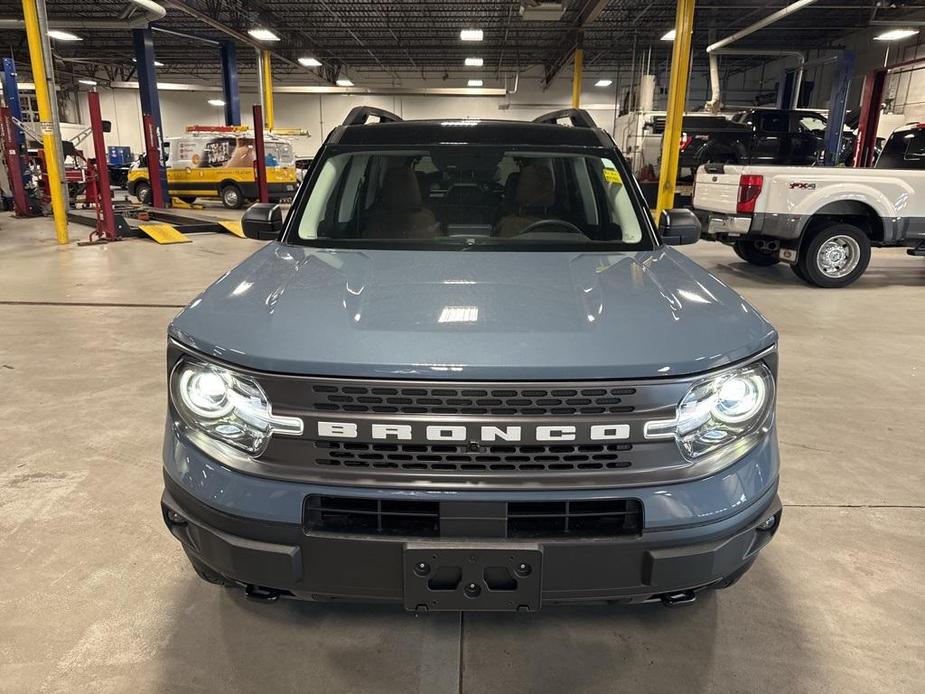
[252,104,269,204]
[133,27,169,208]
[656,0,696,218]
[220,41,241,126]
[822,50,855,167]
[0,58,35,216]
[86,90,117,241]
[854,56,925,168]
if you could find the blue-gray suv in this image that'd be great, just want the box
[161,107,781,611]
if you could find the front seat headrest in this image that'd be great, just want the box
[515,165,555,209]
[379,166,422,211]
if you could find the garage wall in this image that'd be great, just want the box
[728,29,925,127]
[73,58,719,159]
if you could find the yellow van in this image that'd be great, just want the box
[127,126,298,208]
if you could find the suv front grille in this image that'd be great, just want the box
[313,440,632,473]
[304,494,643,539]
[310,383,637,416]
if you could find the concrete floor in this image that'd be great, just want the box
[1,214,923,693]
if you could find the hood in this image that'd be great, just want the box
[169,243,777,380]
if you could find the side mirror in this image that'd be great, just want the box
[658,208,701,246]
[242,203,283,240]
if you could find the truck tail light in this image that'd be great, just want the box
[736,175,763,214]
[679,132,693,151]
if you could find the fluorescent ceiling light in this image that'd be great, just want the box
[208,99,225,106]
[464,57,484,67]
[131,58,165,67]
[48,30,82,41]
[298,57,322,67]
[874,28,919,41]
[467,79,483,87]
[595,79,613,87]
[248,28,280,41]
[336,78,354,87]
[78,79,97,86]
[460,29,483,41]
[661,29,676,41]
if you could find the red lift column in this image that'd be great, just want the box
[0,106,32,216]
[87,90,116,239]
[252,104,269,204]
[854,69,886,169]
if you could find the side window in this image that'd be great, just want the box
[797,115,826,134]
[904,131,925,160]
[759,112,788,133]
[877,130,925,169]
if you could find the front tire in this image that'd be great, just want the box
[797,223,871,288]
[733,239,780,266]
[134,181,152,206]
[221,183,244,209]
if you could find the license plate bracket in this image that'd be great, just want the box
[403,543,542,612]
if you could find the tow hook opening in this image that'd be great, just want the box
[757,511,781,532]
[245,585,282,603]
[660,590,697,607]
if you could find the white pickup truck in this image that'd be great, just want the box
[692,123,925,288]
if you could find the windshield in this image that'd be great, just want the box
[287,147,652,250]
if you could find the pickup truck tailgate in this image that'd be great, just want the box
[693,166,742,214]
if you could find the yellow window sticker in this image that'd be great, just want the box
[603,169,622,185]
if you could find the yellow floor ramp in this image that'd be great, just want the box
[217,220,246,238]
[137,223,191,244]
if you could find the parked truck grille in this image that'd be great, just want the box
[304,495,644,539]
[312,440,633,473]
[309,383,637,416]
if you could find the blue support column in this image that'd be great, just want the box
[132,27,169,206]
[822,50,856,167]
[1,58,25,146]
[220,41,240,126]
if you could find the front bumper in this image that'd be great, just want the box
[162,470,781,609]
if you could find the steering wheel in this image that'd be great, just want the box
[512,219,584,236]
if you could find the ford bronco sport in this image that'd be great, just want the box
[161,107,781,611]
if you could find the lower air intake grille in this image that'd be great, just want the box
[304,495,643,539]
[507,499,643,538]
[305,495,440,537]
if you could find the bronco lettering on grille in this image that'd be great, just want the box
[317,421,631,442]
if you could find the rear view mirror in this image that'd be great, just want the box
[658,208,701,246]
[242,203,282,240]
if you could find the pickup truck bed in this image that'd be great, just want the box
[692,131,925,288]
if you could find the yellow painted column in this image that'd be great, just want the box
[655,0,696,218]
[22,0,68,244]
[261,49,274,131]
[571,48,584,109]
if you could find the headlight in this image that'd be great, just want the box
[170,359,303,454]
[646,362,774,461]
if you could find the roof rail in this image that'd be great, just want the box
[342,106,403,126]
[533,108,597,128]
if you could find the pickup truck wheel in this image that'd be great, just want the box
[733,239,779,266]
[799,224,871,288]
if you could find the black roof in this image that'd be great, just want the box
[329,119,610,148]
